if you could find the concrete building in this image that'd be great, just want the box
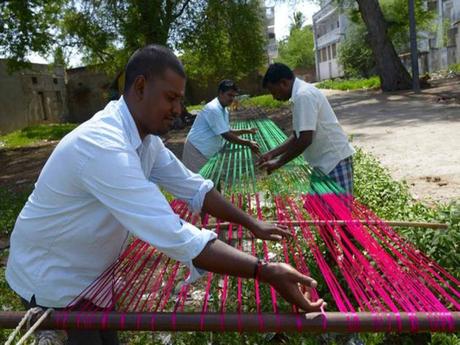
[0,60,68,134]
[403,0,460,74]
[312,1,349,81]
[312,0,460,81]
[265,6,278,63]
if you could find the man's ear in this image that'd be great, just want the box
[132,75,146,100]
[280,79,289,89]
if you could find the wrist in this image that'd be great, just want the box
[256,260,272,282]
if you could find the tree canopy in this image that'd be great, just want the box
[180,0,267,84]
[276,25,315,71]
[0,0,267,79]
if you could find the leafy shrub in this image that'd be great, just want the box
[316,76,381,91]
[240,94,287,109]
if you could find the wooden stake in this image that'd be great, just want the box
[204,219,448,230]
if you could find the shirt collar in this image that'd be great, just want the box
[290,77,301,102]
[117,96,142,150]
[214,97,226,115]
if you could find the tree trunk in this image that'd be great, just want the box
[356,0,413,91]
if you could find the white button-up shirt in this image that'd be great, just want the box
[6,97,216,307]
[291,78,355,174]
[186,97,230,158]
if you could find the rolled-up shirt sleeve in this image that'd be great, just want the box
[80,146,216,282]
[149,144,214,213]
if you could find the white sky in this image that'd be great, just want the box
[273,1,320,40]
[27,1,320,66]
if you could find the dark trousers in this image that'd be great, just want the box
[21,295,119,345]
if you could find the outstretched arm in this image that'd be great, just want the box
[193,238,325,312]
[221,131,260,155]
[258,131,313,174]
[202,188,290,241]
[257,134,296,163]
[231,128,258,136]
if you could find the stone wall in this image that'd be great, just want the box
[66,67,114,123]
[0,60,68,134]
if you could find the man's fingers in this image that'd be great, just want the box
[258,161,270,169]
[272,227,292,238]
[301,298,325,312]
[268,234,283,241]
[294,272,318,288]
[285,289,324,312]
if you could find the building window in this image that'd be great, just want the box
[337,21,340,28]
[327,45,331,60]
[53,78,58,84]
[332,43,337,59]
[32,77,38,84]
[321,48,327,62]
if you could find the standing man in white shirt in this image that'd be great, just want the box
[257,63,355,194]
[182,80,260,173]
[6,46,325,345]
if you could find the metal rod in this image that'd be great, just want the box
[205,219,448,230]
[0,312,458,333]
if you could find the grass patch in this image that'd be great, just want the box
[0,188,30,237]
[0,123,78,149]
[186,104,204,112]
[316,76,381,91]
[240,94,287,109]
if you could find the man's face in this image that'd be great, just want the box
[266,80,291,101]
[138,68,186,136]
[219,89,238,107]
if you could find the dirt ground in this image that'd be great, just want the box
[1,78,458,205]
[326,77,460,204]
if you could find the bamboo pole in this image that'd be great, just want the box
[204,219,448,230]
[0,311,458,333]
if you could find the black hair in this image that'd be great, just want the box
[124,44,185,93]
[218,79,239,93]
[262,63,294,88]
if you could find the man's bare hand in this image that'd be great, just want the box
[260,262,326,312]
[258,158,281,174]
[248,140,260,155]
[257,151,274,165]
[250,221,291,241]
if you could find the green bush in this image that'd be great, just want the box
[337,23,375,78]
[316,76,381,91]
[186,104,204,112]
[240,94,287,109]
[448,63,460,75]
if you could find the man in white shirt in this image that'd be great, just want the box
[6,46,324,345]
[257,63,355,194]
[182,80,260,173]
